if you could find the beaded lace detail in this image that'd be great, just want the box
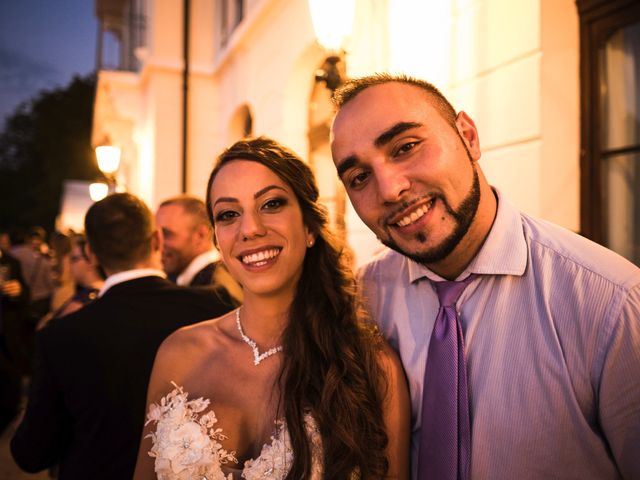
[146,385,323,479]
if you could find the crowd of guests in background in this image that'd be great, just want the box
[0,194,242,451]
[9,193,239,479]
[1,226,56,434]
[0,227,98,436]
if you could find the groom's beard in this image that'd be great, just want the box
[381,165,481,266]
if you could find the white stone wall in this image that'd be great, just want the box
[449,0,579,231]
[93,0,581,265]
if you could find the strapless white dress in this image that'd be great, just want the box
[145,385,323,479]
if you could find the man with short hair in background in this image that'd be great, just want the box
[11,193,236,479]
[156,195,220,286]
[157,195,242,301]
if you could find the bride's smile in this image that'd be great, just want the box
[239,247,282,267]
[210,159,314,300]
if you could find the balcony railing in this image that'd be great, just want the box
[96,0,147,72]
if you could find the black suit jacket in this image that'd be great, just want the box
[11,275,236,479]
[189,261,217,287]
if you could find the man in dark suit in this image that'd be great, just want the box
[156,194,242,298]
[156,194,220,286]
[11,193,236,479]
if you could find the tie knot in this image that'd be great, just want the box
[434,274,476,307]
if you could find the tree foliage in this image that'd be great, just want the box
[0,74,99,232]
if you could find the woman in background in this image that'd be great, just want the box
[37,234,104,329]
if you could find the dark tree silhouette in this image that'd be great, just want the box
[0,74,100,232]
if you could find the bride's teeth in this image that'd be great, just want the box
[242,248,280,265]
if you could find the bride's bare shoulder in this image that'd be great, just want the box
[148,310,239,402]
[157,310,237,360]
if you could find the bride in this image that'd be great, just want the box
[133,137,410,479]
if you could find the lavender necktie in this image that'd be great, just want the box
[418,274,476,480]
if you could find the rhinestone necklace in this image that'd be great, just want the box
[235,309,283,366]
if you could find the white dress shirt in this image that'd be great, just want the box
[176,249,220,286]
[99,269,166,297]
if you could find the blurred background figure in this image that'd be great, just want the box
[0,234,29,436]
[49,231,74,313]
[37,234,105,330]
[0,231,11,252]
[156,195,242,301]
[8,227,55,375]
[10,227,55,321]
[155,195,219,285]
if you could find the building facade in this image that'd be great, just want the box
[91,0,639,267]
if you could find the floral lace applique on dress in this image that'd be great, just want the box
[146,385,324,480]
[145,384,237,480]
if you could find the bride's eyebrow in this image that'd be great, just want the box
[212,185,288,208]
[212,196,237,207]
[254,185,287,198]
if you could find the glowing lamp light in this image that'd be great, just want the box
[308,0,356,52]
[89,182,109,202]
[95,145,121,174]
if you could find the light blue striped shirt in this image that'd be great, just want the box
[359,190,640,479]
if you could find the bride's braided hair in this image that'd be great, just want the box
[206,137,389,479]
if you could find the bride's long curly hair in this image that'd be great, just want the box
[206,137,389,479]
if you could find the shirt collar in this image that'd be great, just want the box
[407,187,528,283]
[176,249,220,286]
[99,268,167,297]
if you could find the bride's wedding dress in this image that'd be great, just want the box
[144,385,323,480]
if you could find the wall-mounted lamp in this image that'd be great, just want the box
[308,0,355,91]
[89,182,109,202]
[308,0,356,51]
[95,139,121,194]
[315,55,344,92]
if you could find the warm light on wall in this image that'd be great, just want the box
[89,182,109,202]
[388,0,452,85]
[308,0,356,52]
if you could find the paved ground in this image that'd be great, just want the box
[0,414,50,480]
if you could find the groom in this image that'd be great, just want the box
[11,193,236,479]
[330,74,640,479]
